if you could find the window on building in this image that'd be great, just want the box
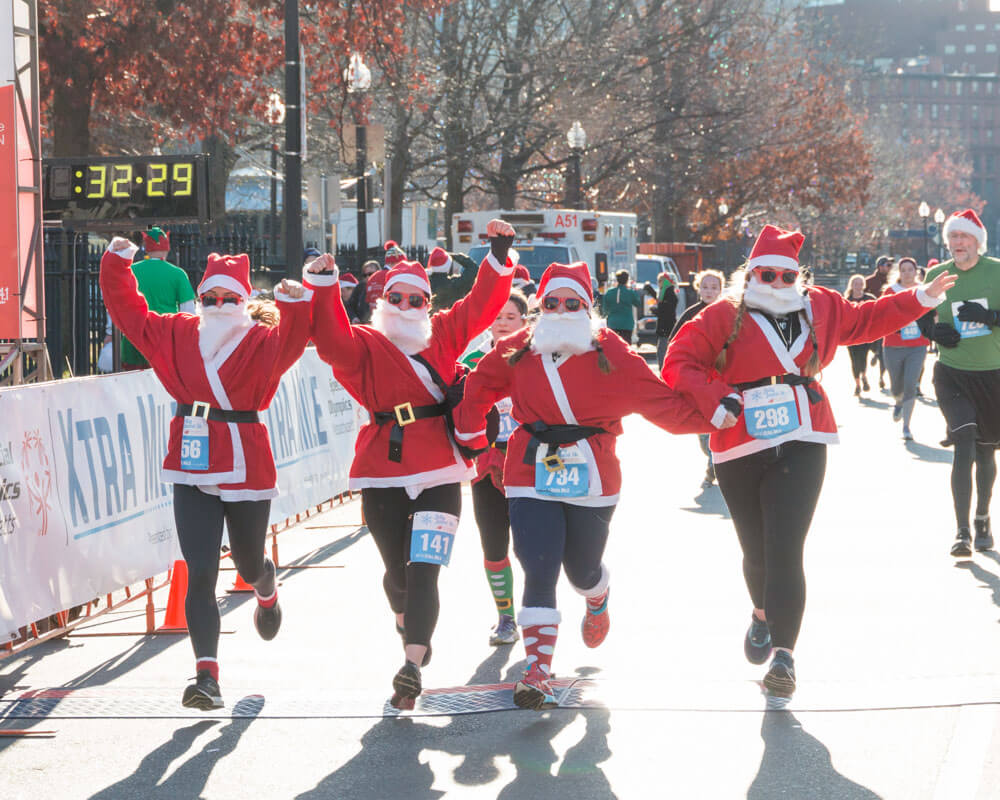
[987,44,998,53]
[917,103,924,116]
[932,103,939,118]
[965,44,976,54]
[955,82,962,96]
[989,83,995,95]
[987,155,995,173]
[956,24,967,32]
[945,44,957,54]
[988,129,994,141]
[932,80,939,90]
[972,105,979,120]
[972,81,980,93]
[975,24,986,31]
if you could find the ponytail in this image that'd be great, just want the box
[802,296,822,377]
[595,340,615,374]
[505,339,533,366]
[247,299,279,327]
[714,289,748,373]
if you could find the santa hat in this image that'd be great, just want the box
[339,273,359,287]
[927,258,940,269]
[537,262,593,306]
[943,209,988,255]
[512,264,532,287]
[426,247,453,275]
[142,227,170,253]
[384,240,407,267]
[748,224,805,271]
[197,253,252,299]
[384,260,431,295]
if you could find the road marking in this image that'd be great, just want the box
[932,705,996,800]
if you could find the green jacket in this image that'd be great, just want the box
[599,284,643,330]
[430,252,478,312]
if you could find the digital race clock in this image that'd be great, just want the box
[42,154,210,229]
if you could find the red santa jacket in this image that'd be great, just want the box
[662,285,940,464]
[100,248,315,501]
[454,327,711,507]
[306,252,514,496]
[882,283,931,348]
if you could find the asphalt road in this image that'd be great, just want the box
[2,350,999,799]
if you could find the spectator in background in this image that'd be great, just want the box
[865,255,894,391]
[512,264,536,297]
[303,247,322,268]
[116,227,196,371]
[339,272,359,307]
[347,260,382,323]
[652,271,680,368]
[599,269,644,344]
[844,274,877,397]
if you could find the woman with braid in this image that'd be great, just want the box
[454,262,710,710]
[663,225,954,698]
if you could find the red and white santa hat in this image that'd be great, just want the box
[384,240,407,267]
[748,224,805,271]
[943,208,988,255]
[512,264,532,287]
[339,272,359,287]
[426,247,453,274]
[384,260,431,295]
[197,253,252,299]
[536,262,593,306]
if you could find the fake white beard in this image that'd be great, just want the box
[198,303,254,362]
[371,298,432,355]
[531,309,597,356]
[743,276,806,316]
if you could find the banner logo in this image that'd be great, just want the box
[21,429,51,536]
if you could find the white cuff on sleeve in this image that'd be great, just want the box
[916,287,944,308]
[108,244,139,262]
[485,251,515,276]
[303,268,340,288]
[274,287,314,304]
[454,428,487,442]
[711,401,736,429]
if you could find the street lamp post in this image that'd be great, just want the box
[284,0,303,279]
[918,201,930,265]
[564,121,586,208]
[934,207,946,262]
[266,92,285,264]
[346,54,372,269]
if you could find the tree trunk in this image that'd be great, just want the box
[201,133,240,223]
[51,77,93,157]
[388,111,410,244]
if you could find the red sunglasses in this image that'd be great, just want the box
[542,296,584,312]
[386,291,428,309]
[200,294,243,307]
[754,267,799,286]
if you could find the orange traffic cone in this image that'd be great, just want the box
[158,560,188,631]
[227,572,255,593]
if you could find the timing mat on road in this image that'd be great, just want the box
[3,675,1000,720]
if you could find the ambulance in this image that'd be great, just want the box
[452,209,638,289]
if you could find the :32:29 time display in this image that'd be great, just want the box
[77,162,194,200]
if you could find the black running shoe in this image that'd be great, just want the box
[951,528,973,558]
[253,599,282,641]
[391,661,422,709]
[763,651,796,698]
[974,518,994,552]
[892,405,902,422]
[181,671,223,711]
[744,615,772,665]
[861,376,870,392]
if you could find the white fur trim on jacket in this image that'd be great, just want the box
[572,563,610,598]
[303,268,339,288]
[107,243,139,262]
[486,251,517,275]
[274,285,314,303]
[916,287,944,308]
[518,606,562,627]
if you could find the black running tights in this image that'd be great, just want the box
[951,428,997,530]
[714,441,826,650]
[361,483,462,647]
[471,476,510,562]
[173,484,272,659]
[847,344,869,381]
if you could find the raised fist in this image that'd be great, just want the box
[306,253,337,274]
[109,236,135,253]
[487,219,516,238]
[279,279,306,299]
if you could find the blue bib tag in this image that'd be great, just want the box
[953,299,992,339]
[180,416,210,471]
[743,384,800,440]
[900,322,921,341]
[409,511,459,567]
[535,444,590,497]
[495,397,517,444]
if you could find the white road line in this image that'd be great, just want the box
[931,705,996,800]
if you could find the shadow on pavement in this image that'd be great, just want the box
[748,711,882,800]
[297,652,618,799]
[682,484,731,519]
[904,440,953,464]
[87,695,265,799]
[858,397,891,410]
[956,551,1000,616]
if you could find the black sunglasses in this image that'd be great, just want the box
[542,296,583,312]
[386,292,428,309]
[200,294,242,307]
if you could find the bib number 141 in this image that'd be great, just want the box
[410,511,460,567]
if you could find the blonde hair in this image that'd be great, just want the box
[843,274,866,299]
[248,299,279,327]
[694,269,725,291]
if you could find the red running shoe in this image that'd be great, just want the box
[581,590,610,648]
[513,664,556,710]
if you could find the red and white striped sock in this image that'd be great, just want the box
[255,588,277,609]
[196,657,219,681]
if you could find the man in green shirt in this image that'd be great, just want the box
[117,227,196,369]
[598,269,643,344]
[924,209,1000,556]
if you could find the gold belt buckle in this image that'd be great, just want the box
[394,402,416,427]
[191,401,211,420]
[769,376,778,386]
[542,453,565,472]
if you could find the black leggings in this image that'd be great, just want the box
[471,476,510,562]
[951,428,997,530]
[714,441,826,650]
[361,483,462,647]
[173,484,272,659]
[847,344,869,381]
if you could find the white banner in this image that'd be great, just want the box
[0,348,359,641]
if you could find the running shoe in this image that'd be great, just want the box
[892,405,902,422]
[854,386,861,398]
[879,379,887,392]
[902,428,913,441]
[490,614,519,646]
[513,664,557,711]
[390,660,422,710]
[762,651,796,698]
[974,518,994,552]
[181,671,223,711]
[702,464,716,487]
[253,599,282,641]
[861,376,870,392]
[951,527,973,558]
[582,591,610,648]
[744,614,772,665]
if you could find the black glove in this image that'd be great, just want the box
[489,234,515,264]
[931,322,962,348]
[720,395,743,418]
[957,301,1000,327]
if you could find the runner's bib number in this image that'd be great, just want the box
[953,298,991,339]
[900,322,922,340]
[410,511,459,567]
[180,416,210,471]
[495,397,517,443]
[535,444,590,497]
[743,384,800,440]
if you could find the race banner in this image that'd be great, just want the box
[0,349,359,641]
